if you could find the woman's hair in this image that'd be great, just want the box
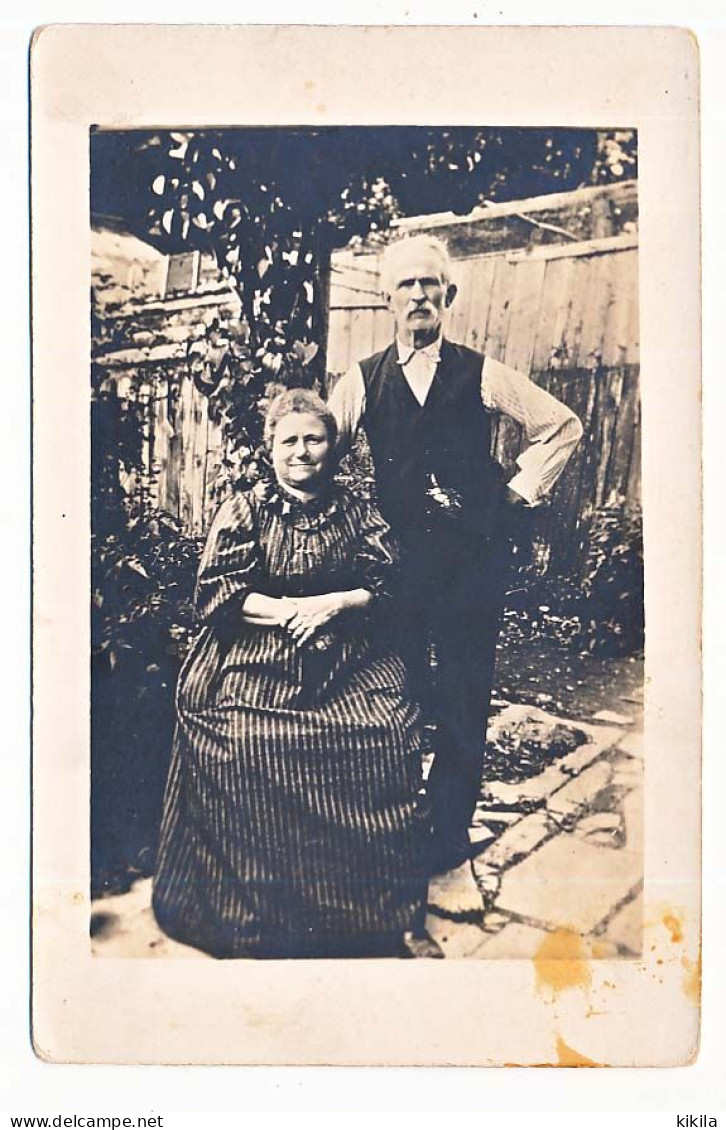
[263,386,338,449]
[380,234,453,293]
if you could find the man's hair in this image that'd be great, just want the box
[263,386,338,449]
[379,234,453,293]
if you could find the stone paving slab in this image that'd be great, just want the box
[556,731,620,776]
[494,832,642,934]
[612,727,644,761]
[482,910,512,932]
[472,811,552,874]
[610,752,643,791]
[472,922,550,959]
[425,916,492,959]
[427,860,483,918]
[592,710,634,726]
[573,811,625,848]
[483,704,622,808]
[599,889,643,955]
[547,760,614,825]
[472,805,523,828]
[470,824,497,848]
[483,766,571,807]
[621,788,644,856]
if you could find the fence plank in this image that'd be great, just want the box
[328,302,354,375]
[624,253,641,364]
[486,251,513,462]
[447,258,475,347]
[203,415,225,527]
[134,379,151,500]
[593,369,621,508]
[503,257,547,376]
[505,232,638,263]
[496,254,536,463]
[571,370,606,557]
[189,383,208,534]
[550,370,598,573]
[559,254,594,370]
[483,254,516,363]
[178,376,195,530]
[577,253,615,370]
[601,252,634,367]
[465,255,497,352]
[166,379,182,520]
[543,371,592,572]
[604,366,640,504]
[626,393,642,507]
[155,378,169,511]
[531,255,575,372]
[371,307,394,354]
[348,307,376,373]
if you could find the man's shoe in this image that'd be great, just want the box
[400,930,445,959]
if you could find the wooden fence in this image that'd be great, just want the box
[95,206,640,580]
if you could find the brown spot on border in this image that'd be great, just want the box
[662,911,684,944]
[556,1036,600,1067]
[534,928,591,996]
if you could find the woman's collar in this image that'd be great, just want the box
[253,474,342,522]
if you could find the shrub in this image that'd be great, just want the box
[502,499,644,658]
[91,472,203,895]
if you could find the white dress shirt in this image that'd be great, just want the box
[395,336,442,405]
[328,336,583,506]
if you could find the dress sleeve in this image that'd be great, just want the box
[195,493,263,624]
[353,499,399,603]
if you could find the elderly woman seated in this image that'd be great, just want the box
[153,387,440,958]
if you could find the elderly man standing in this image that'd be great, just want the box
[329,234,583,874]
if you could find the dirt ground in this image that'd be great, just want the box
[493,634,644,721]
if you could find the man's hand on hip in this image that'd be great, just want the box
[505,485,530,509]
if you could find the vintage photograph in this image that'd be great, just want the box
[31,23,701,1069]
[88,124,645,964]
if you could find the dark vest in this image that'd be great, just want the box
[359,339,506,556]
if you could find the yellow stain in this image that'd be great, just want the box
[682,953,702,1006]
[534,928,591,996]
[556,1036,600,1067]
[663,911,684,944]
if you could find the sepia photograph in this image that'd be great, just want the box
[89,125,644,965]
[30,24,700,1068]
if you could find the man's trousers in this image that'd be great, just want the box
[394,530,511,850]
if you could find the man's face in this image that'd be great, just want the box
[383,249,456,343]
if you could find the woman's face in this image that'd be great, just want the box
[270,411,332,494]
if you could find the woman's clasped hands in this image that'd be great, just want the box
[278,593,345,648]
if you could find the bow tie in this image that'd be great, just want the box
[398,342,441,366]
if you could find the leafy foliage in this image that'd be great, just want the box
[502,499,644,657]
[91,504,201,673]
[91,493,203,896]
[483,713,588,784]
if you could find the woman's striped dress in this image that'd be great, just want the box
[152,480,429,958]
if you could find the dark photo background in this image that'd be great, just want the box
[90,126,642,899]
